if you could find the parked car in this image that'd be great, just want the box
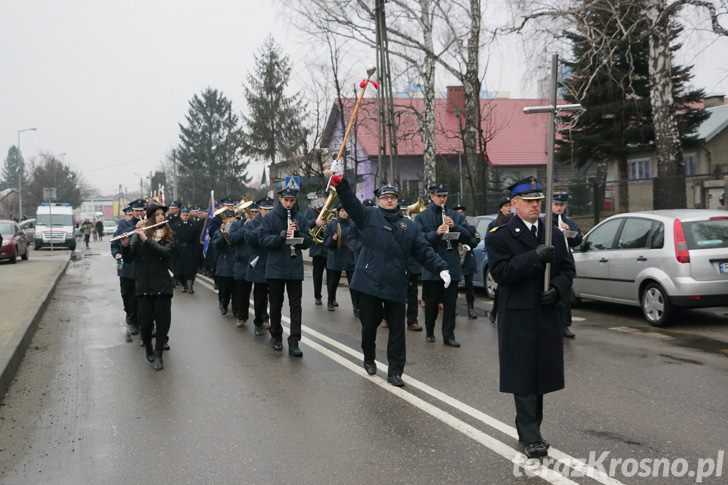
[468,214,498,299]
[102,220,118,236]
[572,210,728,326]
[19,218,36,242]
[0,219,30,263]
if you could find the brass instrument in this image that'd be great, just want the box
[312,66,377,243]
[237,198,254,220]
[286,209,303,258]
[220,211,236,244]
[406,197,426,217]
[335,222,342,250]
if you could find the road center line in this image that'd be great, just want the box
[195,275,622,485]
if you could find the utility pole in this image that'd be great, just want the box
[374,0,399,186]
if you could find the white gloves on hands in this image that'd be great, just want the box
[439,270,452,289]
[330,159,344,177]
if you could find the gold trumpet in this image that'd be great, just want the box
[406,197,426,217]
[237,198,254,220]
[310,190,338,244]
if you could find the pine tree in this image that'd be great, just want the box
[558,0,708,212]
[176,88,250,206]
[241,36,306,177]
[2,146,24,191]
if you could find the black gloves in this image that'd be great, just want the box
[540,287,559,305]
[535,244,556,264]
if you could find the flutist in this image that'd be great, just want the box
[258,183,312,357]
[415,184,475,348]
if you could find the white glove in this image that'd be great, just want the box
[439,270,451,289]
[330,159,344,177]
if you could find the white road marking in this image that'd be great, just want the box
[194,275,623,485]
[572,316,586,322]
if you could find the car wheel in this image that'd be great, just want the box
[641,282,672,327]
[9,247,17,264]
[21,245,29,260]
[34,239,42,250]
[69,240,76,251]
[485,268,497,300]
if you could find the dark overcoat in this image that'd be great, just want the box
[212,228,236,278]
[244,215,268,283]
[173,219,202,278]
[258,204,312,281]
[336,179,447,304]
[415,204,474,282]
[227,219,251,281]
[121,233,175,296]
[486,216,575,395]
[460,221,480,276]
[323,217,356,271]
[111,218,138,280]
[304,207,327,258]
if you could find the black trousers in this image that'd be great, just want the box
[268,279,302,346]
[423,280,459,339]
[406,272,420,324]
[358,292,406,377]
[119,277,138,326]
[311,255,327,300]
[514,394,544,445]
[138,294,172,352]
[232,279,252,321]
[326,269,358,308]
[252,282,269,327]
[216,276,234,309]
[463,273,475,307]
[561,290,573,328]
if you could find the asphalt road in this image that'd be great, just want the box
[1,240,727,484]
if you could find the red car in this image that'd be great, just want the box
[0,219,30,263]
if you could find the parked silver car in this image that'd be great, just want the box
[572,210,728,326]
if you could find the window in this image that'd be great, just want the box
[628,159,651,180]
[617,218,653,249]
[683,153,697,176]
[650,222,664,249]
[684,219,728,249]
[584,218,623,251]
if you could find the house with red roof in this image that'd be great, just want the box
[320,86,555,203]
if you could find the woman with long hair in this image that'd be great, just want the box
[121,204,175,370]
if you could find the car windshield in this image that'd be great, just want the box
[36,214,74,226]
[0,222,14,235]
[684,218,728,250]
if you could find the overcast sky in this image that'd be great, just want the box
[2,0,727,197]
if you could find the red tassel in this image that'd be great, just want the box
[370,80,379,90]
[359,80,367,88]
[331,175,342,186]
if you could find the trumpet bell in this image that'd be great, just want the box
[406,197,426,216]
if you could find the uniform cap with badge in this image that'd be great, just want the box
[508,176,545,200]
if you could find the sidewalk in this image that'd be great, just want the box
[0,249,70,401]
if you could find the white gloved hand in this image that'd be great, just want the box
[330,159,344,177]
[439,270,451,289]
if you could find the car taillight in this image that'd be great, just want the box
[709,216,728,221]
[673,219,690,263]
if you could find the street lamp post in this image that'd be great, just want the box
[17,127,37,220]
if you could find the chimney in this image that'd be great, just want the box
[447,86,465,114]
[704,94,725,109]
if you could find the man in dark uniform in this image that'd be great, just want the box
[415,184,475,347]
[548,192,582,338]
[399,201,423,331]
[258,182,312,356]
[486,177,575,459]
[330,161,450,387]
[206,197,236,280]
[228,205,253,327]
[305,190,329,306]
[174,207,202,294]
[453,204,481,319]
[166,201,182,287]
[323,203,358,314]
[212,209,237,315]
[246,198,273,336]
[111,199,146,335]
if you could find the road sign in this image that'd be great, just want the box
[284,176,301,190]
[43,187,57,201]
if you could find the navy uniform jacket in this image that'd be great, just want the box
[323,217,356,271]
[227,218,251,281]
[336,178,448,304]
[244,214,268,283]
[258,204,312,281]
[486,216,575,395]
[415,204,475,282]
[304,207,327,258]
[111,217,138,280]
[212,227,236,278]
[548,213,583,248]
[460,222,480,276]
[173,218,202,277]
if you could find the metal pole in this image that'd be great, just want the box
[458,152,463,205]
[49,197,53,252]
[543,54,558,289]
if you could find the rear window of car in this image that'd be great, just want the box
[0,223,14,234]
[683,218,728,250]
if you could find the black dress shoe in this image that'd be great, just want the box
[289,346,303,357]
[488,311,497,324]
[468,307,478,319]
[524,442,548,459]
[254,326,265,336]
[219,304,228,316]
[181,287,188,293]
[145,341,154,362]
[363,360,377,375]
[333,301,339,307]
[353,308,360,319]
[327,302,335,311]
[563,327,576,338]
[444,338,461,348]
[426,335,435,343]
[387,374,405,387]
[272,340,283,351]
[128,325,139,335]
[315,298,322,306]
[152,351,164,371]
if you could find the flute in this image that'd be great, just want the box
[109,220,169,242]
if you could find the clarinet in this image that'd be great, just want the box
[287,209,297,258]
[442,204,453,252]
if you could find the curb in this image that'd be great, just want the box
[0,254,72,403]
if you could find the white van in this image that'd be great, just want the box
[34,203,77,250]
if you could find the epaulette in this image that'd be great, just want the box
[489,226,499,233]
